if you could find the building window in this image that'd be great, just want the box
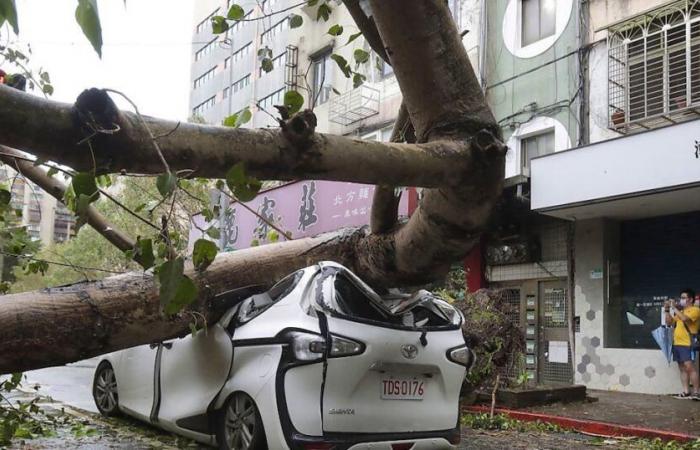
[261,17,289,43]
[521,0,556,47]
[312,51,332,106]
[230,42,252,66]
[259,52,285,76]
[520,130,554,172]
[608,4,700,132]
[193,66,216,89]
[195,38,218,61]
[196,8,220,34]
[193,96,216,116]
[232,74,251,93]
[223,87,229,99]
[258,88,285,111]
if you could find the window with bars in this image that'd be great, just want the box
[195,38,218,61]
[193,96,215,116]
[232,74,251,93]
[258,88,285,111]
[196,8,219,34]
[261,16,289,43]
[193,66,216,89]
[608,3,700,132]
[521,0,556,47]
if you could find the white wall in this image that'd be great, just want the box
[531,119,700,211]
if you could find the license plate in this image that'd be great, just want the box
[380,376,426,400]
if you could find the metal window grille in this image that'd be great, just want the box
[608,0,700,133]
[541,286,573,384]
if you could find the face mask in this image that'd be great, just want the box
[680,299,688,307]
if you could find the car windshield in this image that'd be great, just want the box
[237,270,303,324]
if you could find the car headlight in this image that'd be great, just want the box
[287,331,326,362]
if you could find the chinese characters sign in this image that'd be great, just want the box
[189,181,409,252]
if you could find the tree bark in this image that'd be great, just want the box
[0,86,477,188]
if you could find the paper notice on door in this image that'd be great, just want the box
[548,341,569,364]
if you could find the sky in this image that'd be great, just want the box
[8,0,196,121]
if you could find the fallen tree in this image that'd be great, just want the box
[0,0,506,374]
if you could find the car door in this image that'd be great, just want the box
[113,344,158,421]
[156,323,234,432]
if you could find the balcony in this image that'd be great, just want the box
[607,0,700,134]
[530,118,700,221]
[329,85,380,126]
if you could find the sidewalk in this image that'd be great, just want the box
[465,389,700,442]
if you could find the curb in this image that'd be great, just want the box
[462,405,698,443]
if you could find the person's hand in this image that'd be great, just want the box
[665,300,673,310]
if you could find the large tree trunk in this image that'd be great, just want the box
[0,0,505,374]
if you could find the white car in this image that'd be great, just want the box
[92,261,474,449]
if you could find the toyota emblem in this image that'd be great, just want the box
[401,344,418,359]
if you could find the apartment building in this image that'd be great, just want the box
[188,0,479,247]
[530,0,700,395]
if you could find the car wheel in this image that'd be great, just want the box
[216,392,267,450]
[92,361,120,416]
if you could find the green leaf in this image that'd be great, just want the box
[223,113,239,127]
[193,239,218,271]
[0,189,11,206]
[47,167,58,177]
[317,3,331,21]
[0,0,19,34]
[353,72,366,88]
[225,162,261,202]
[353,49,370,64]
[215,180,225,190]
[158,257,198,314]
[156,173,177,198]
[71,172,99,198]
[163,275,198,315]
[261,58,274,73]
[328,24,343,36]
[75,0,103,58]
[96,174,112,188]
[33,158,46,167]
[227,4,245,20]
[283,90,304,115]
[236,108,252,126]
[332,87,341,95]
[330,54,351,78]
[289,14,303,28]
[267,229,279,243]
[206,227,221,239]
[306,0,319,6]
[211,15,229,34]
[42,84,54,95]
[257,46,272,58]
[346,31,363,45]
[132,237,155,270]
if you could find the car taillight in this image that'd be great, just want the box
[287,331,326,362]
[301,443,335,450]
[328,334,364,358]
[447,345,475,370]
[391,443,415,450]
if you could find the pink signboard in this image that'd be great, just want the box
[188,181,409,252]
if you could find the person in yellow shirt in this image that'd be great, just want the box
[665,289,700,400]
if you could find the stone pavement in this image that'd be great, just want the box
[522,389,700,438]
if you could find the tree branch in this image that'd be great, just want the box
[0,86,476,188]
[0,146,136,252]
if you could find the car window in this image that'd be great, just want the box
[333,275,390,322]
[237,271,303,325]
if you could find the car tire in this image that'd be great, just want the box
[92,361,120,417]
[216,391,267,450]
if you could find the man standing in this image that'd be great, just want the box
[665,289,700,400]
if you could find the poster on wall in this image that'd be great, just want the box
[548,341,568,364]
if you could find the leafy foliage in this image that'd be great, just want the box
[75,0,103,58]
[226,162,262,202]
[283,90,304,115]
[192,239,217,271]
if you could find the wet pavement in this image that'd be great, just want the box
[458,428,654,449]
[23,358,100,414]
[523,389,700,437]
